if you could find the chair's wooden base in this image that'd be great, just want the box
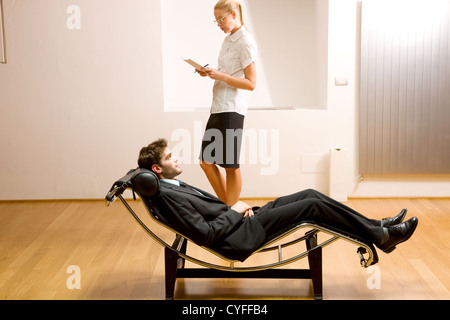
[164,233,323,300]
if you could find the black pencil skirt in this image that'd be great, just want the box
[199,112,245,169]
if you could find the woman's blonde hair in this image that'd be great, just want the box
[214,0,246,27]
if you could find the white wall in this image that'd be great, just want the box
[0,0,449,200]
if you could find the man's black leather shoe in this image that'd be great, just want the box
[378,217,418,253]
[381,208,407,227]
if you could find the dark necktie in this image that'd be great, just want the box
[179,181,189,189]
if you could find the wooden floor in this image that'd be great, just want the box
[1,197,449,300]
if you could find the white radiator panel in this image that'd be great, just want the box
[360,0,450,174]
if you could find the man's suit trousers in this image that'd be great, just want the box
[254,189,383,245]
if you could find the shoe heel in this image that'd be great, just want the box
[384,246,396,254]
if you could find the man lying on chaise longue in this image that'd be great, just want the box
[137,138,418,262]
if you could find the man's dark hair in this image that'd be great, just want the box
[138,138,168,172]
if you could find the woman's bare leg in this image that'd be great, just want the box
[200,161,227,203]
[225,167,242,206]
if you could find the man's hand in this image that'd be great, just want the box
[231,201,254,218]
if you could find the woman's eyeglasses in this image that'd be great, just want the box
[214,11,233,25]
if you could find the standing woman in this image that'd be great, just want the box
[197,0,257,206]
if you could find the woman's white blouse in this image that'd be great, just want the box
[211,27,257,116]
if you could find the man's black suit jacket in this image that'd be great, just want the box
[152,180,267,262]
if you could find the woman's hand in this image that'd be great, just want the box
[203,63,256,91]
[204,67,226,81]
[196,68,208,77]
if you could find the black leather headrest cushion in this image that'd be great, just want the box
[131,168,160,198]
